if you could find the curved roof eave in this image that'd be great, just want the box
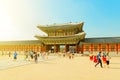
[37,22,84,33]
[34,32,86,41]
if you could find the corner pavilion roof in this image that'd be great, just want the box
[37,22,84,34]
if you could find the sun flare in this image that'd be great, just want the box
[0,9,16,41]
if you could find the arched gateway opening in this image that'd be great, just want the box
[45,45,78,53]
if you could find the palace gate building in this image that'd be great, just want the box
[0,22,120,56]
[35,22,85,53]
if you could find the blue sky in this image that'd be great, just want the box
[0,0,120,40]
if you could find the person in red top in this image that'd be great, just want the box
[89,53,93,61]
[102,52,107,67]
[93,55,98,63]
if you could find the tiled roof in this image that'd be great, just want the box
[0,40,42,45]
[37,22,84,34]
[83,37,120,43]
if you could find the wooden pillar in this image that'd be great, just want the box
[15,45,16,51]
[34,45,36,51]
[81,44,84,54]
[44,45,46,52]
[116,44,118,54]
[54,44,56,53]
[38,46,41,52]
[65,44,69,52]
[54,45,59,53]
[41,45,46,52]
[21,45,24,51]
[91,44,93,53]
[118,44,120,53]
[99,44,101,52]
[76,44,78,53]
[57,45,60,52]
[106,44,109,53]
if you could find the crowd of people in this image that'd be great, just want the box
[3,49,76,63]
[24,51,47,63]
[0,50,112,68]
[89,51,111,68]
[58,51,75,59]
[6,51,48,63]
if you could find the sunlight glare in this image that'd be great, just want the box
[0,8,16,41]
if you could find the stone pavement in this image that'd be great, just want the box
[0,55,57,70]
[0,56,120,80]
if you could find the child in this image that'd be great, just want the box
[106,53,111,68]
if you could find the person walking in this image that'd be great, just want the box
[13,51,17,61]
[34,52,38,63]
[95,51,103,68]
[9,52,11,57]
[106,53,111,68]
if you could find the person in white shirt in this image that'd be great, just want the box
[106,53,111,68]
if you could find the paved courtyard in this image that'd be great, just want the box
[0,55,120,80]
[0,55,56,70]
